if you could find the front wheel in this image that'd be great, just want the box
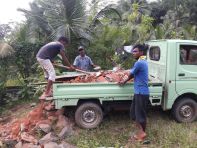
[172,98,197,123]
[75,102,103,129]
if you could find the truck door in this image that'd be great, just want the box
[176,43,197,94]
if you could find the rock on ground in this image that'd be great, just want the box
[39,132,59,145]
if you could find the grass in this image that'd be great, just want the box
[67,108,197,148]
[0,99,38,118]
[0,102,196,148]
[5,79,21,86]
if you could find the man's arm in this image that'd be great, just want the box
[59,50,72,67]
[118,62,139,86]
[118,73,134,86]
[60,50,75,70]
[89,57,101,69]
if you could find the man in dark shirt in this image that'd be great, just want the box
[36,36,74,99]
[119,44,149,142]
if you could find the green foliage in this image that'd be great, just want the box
[17,83,35,100]
[88,3,154,69]
[88,24,128,69]
[0,49,14,105]
[11,41,44,79]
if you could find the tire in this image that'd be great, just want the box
[172,98,197,123]
[75,102,103,129]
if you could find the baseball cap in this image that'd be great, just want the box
[78,46,85,51]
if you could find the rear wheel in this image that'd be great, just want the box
[75,102,103,129]
[172,98,197,123]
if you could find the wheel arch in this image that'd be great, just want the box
[77,98,102,107]
[173,93,197,107]
[171,93,197,123]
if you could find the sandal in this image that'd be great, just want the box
[128,133,147,143]
[128,135,142,143]
[133,135,144,142]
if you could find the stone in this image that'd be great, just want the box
[30,103,37,107]
[59,141,77,148]
[0,140,3,146]
[56,115,70,129]
[44,142,60,148]
[2,139,17,148]
[21,132,38,145]
[55,108,65,116]
[44,103,55,111]
[58,126,73,139]
[47,116,58,122]
[15,141,23,148]
[39,132,59,145]
[22,143,41,148]
[38,124,51,133]
[0,118,3,122]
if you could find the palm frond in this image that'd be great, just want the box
[0,43,14,58]
[91,5,122,26]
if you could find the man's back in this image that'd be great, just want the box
[131,59,149,95]
[36,42,64,60]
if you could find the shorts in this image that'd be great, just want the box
[130,94,149,123]
[37,58,56,82]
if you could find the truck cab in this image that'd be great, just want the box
[147,39,197,122]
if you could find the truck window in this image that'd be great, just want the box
[180,45,197,65]
[149,46,160,61]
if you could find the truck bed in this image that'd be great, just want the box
[53,79,163,109]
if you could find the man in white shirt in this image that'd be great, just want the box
[73,46,99,71]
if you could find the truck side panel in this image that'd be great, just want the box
[53,82,162,109]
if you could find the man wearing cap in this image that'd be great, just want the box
[36,36,74,99]
[73,46,99,71]
[118,44,149,142]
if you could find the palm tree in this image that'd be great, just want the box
[18,0,89,42]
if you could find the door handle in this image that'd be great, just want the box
[178,73,185,76]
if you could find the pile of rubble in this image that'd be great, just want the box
[0,102,76,148]
[0,70,132,147]
[64,70,132,83]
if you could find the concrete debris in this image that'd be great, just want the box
[21,132,38,144]
[57,70,131,83]
[21,143,41,148]
[30,103,37,108]
[58,126,73,139]
[15,141,23,148]
[39,132,59,145]
[59,141,77,148]
[56,115,70,129]
[37,124,52,133]
[44,142,60,148]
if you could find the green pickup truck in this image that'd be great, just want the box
[53,39,197,129]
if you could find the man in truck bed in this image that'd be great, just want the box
[36,36,74,100]
[119,44,149,142]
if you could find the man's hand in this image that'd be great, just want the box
[93,66,101,71]
[118,80,127,86]
[69,65,75,70]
